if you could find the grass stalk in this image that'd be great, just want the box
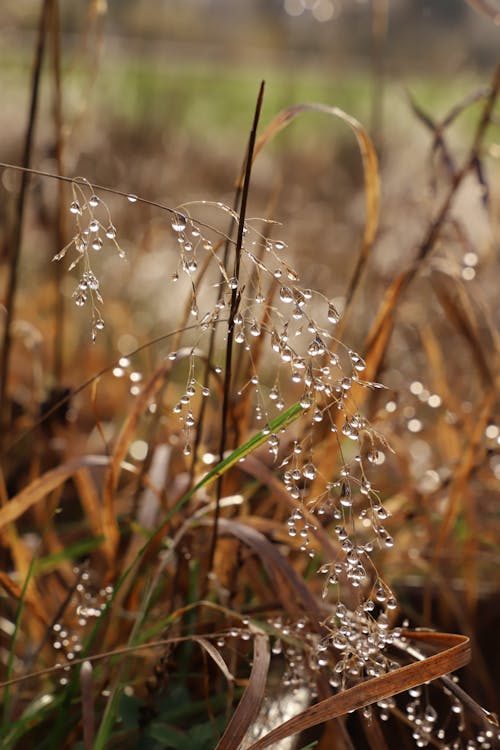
[0,1,50,446]
[208,80,266,574]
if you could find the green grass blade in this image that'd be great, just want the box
[1,554,37,737]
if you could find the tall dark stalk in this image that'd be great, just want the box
[0,1,50,445]
[207,81,265,575]
[49,0,66,384]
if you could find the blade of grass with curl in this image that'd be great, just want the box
[245,102,380,314]
[209,517,322,621]
[215,627,270,750]
[244,631,470,750]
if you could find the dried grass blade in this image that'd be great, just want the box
[192,636,236,685]
[214,518,322,620]
[74,468,104,539]
[244,632,470,750]
[362,271,410,383]
[215,628,270,750]
[0,570,49,626]
[247,103,380,309]
[102,362,170,563]
[431,272,494,387]
[433,389,495,555]
[0,455,110,530]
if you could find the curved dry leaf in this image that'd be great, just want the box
[244,631,470,750]
[215,627,270,750]
[193,636,235,685]
[246,103,380,308]
[0,455,111,530]
[214,517,322,621]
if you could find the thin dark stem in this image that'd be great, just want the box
[0,1,49,446]
[190,185,244,483]
[0,162,236,246]
[207,81,266,576]
[49,0,65,384]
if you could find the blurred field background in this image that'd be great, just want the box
[0,1,499,748]
[1,1,499,352]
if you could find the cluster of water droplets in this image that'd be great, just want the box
[165,203,414,707]
[52,179,126,340]
[163,204,402,654]
[171,353,215,456]
[51,567,114,685]
[396,681,499,749]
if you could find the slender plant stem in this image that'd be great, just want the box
[207,81,266,575]
[0,1,50,446]
[190,180,244,482]
[49,0,66,384]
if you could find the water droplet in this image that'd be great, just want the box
[302,463,317,480]
[74,291,87,307]
[69,200,82,215]
[105,224,117,239]
[92,237,103,251]
[127,193,138,203]
[249,321,261,337]
[272,638,283,655]
[349,350,366,371]
[300,394,312,409]
[89,194,99,207]
[279,286,293,304]
[327,304,340,324]
[368,449,385,465]
[332,634,347,650]
[339,481,352,507]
